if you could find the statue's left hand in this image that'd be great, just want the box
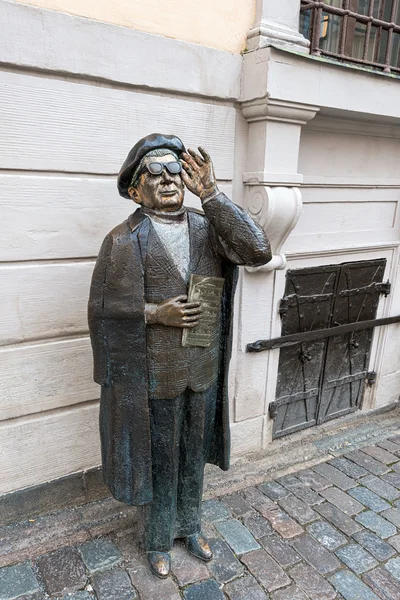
[181,147,218,200]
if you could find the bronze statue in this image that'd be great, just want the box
[88,133,271,578]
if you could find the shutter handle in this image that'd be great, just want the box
[300,351,312,363]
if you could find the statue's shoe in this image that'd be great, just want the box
[147,551,171,578]
[185,533,213,562]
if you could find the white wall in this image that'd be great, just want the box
[0,0,243,494]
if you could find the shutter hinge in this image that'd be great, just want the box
[380,280,391,297]
[269,402,278,419]
[366,371,377,386]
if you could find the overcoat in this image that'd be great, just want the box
[88,195,270,506]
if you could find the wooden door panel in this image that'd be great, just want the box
[272,266,340,438]
[319,259,386,423]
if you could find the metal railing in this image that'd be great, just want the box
[300,0,400,74]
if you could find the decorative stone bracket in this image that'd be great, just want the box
[241,95,319,273]
[245,185,302,273]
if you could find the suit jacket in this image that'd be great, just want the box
[88,193,271,505]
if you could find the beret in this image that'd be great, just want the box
[117,133,186,198]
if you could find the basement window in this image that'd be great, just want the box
[300,0,400,74]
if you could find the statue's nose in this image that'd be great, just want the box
[161,168,173,182]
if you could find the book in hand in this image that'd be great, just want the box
[182,275,225,348]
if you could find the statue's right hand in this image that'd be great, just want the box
[148,295,202,328]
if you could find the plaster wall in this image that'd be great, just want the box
[11,0,256,53]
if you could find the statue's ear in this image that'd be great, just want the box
[128,186,141,204]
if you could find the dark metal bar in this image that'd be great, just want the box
[384,0,399,71]
[363,0,375,59]
[300,1,400,33]
[246,314,400,353]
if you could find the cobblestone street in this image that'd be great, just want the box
[5,428,400,599]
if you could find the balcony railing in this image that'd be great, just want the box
[300,0,400,74]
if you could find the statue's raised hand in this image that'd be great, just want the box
[181,147,218,200]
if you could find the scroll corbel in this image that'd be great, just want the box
[245,185,302,273]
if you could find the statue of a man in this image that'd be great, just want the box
[88,133,271,578]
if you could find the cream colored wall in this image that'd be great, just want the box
[12,0,256,53]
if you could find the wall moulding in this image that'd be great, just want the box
[246,21,310,53]
[241,97,320,125]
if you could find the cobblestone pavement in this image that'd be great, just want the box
[5,435,400,598]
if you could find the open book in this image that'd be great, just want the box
[182,275,225,348]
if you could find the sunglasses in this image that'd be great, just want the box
[140,161,182,177]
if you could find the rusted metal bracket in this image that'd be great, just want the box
[246,314,400,353]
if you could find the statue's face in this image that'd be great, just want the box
[128,153,185,212]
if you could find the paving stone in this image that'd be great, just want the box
[128,563,181,600]
[382,509,400,528]
[387,435,400,444]
[329,570,380,600]
[377,440,400,455]
[355,510,397,539]
[314,502,362,536]
[289,562,336,600]
[215,519,260,554]
[79,539,121,573]
[276,475,322,505]
[383,472,400,489]
[241,487,276,512]
[345,450,389,475]
[207,538,244,584]
[291,533,341,575]
[0,510,89,569]
[91,568,137,600]
[313,463,356,491]
[389,534,400,552]
[0,562,39,600]
[222,494,254,518]
[386,557,400,582]
[260,533,301,567]
[261,506,304,539]
[224,573,268,600]
[296,468,332,491]
[183,578,224,600]
[240,548,290,593]
[353,530,396,561]
[307,520,347,550]
[360,474,400,501]
[258,481,290,501]
[330,457,369,479]
[242,513,272,539]
[271,585,310,600]
[390,462,400,474]
[335,543,378,574]
[277,494,318,524]
[202,499,232,523]
[363,566,400,599]
[37,546,87,596]
[320,487,364,516]
[61,593,94,600]
[170,542,209,587]
[348,486,391,512]
[361,446,399,465]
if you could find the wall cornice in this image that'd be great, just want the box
[241,97,319,125]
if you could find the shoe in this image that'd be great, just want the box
[185,533,213,562]
[147,551,171,578]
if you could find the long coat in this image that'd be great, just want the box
[88,193,271,506]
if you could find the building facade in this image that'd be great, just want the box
[1,0,399,497]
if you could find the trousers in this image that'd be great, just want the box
[137,384,217,552]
